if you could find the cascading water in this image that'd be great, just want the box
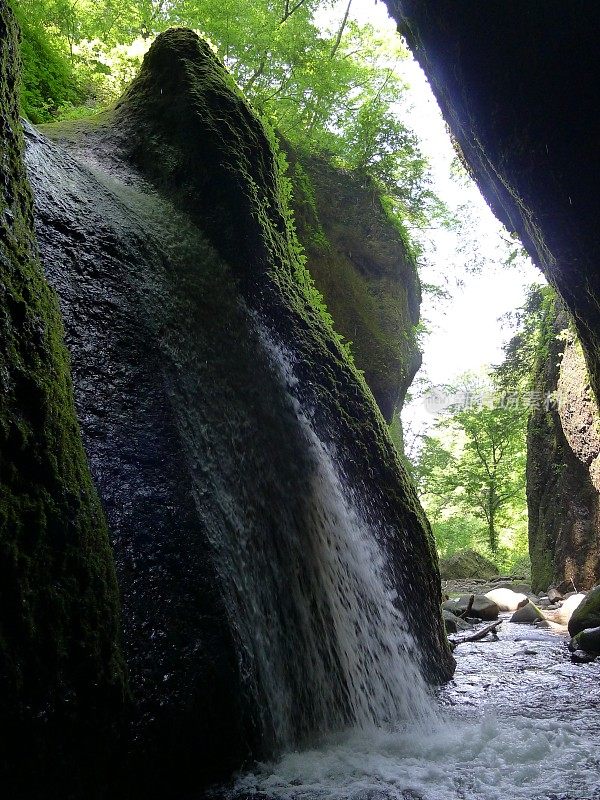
[221,328,440,751]
[222,338,600,800]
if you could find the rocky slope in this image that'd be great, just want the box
[0,4,126,797]
[13,27,454,798]
[386,2,600,405]
[286,148,422,422]
[528,300,600,593]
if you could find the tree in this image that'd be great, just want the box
[13,0,448,233]
[414,375,527,554]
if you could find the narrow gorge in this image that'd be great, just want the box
[3,2,600,799]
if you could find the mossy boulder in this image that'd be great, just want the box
[510,600,546,625]
[0,3,126,795]
[570,626,600,656]
[568,585,600,637]
[439,549,499,580]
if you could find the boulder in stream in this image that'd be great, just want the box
[568,585,600,636]
[443,594,499,621]
[485,587,528,612]
[510,600,547,625]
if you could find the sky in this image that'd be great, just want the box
[321,0,544,437]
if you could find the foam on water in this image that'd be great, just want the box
[231,710,600,800]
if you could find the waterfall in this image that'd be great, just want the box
[217,325,439,753]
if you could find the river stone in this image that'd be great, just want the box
[439,549,499,580]
[568,586,600,636]
[442,610,472,633]
[547,587,563,604]
[485,587,528,612]
[571,649,598,664]
[510,600,546,625]
[442,594,499,621]
[572,626,600,655]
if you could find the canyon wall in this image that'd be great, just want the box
[0,5,126,797]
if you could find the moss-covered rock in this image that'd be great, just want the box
[285,148,422,422]
[568,585,600,637]
[527,297,600,592]
[29,27,454,796]
[510,600,545,625]
[570,625,600,655]
[439,548,499,580]
[0,3,126,795]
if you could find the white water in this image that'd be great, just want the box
[233,328,440,748]
[224,332,600,800]
[217,330,600,800]
[229,621,600,800]
[232,713,600,800]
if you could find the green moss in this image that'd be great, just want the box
[568,585,600,637]
[0,3,126,790]
[283,146,422,422]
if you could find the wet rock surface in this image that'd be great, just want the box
[23,27,453,796]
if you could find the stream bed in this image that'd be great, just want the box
[213,619,600,800]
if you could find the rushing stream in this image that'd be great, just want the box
[215,621,600,800]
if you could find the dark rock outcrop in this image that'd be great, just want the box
[527,301,600,593]
[286,149,422,422]
[0,4,126,796]
[23,28,453,797]
[386,2,600,406]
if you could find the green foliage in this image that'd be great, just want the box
[13,6,85,122]
[414,373,528,559]
[12,0,447,237]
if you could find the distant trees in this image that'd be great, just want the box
[414,375,527,555]
[411,285,558,570]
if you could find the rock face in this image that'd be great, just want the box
[22,28,453,797]
[0,4,126,796]
[439,549,499,580]
[386,2,600,406]
[286,149,422,422]
[527,300,600,592]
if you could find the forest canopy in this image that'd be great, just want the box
[12,0,449,234]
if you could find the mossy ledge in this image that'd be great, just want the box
[284,146,422,422]
[0,3,126,796]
